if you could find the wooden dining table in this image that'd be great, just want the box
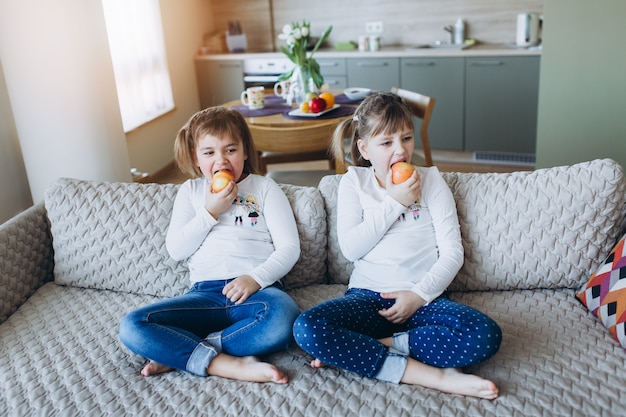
[221,90,362,174]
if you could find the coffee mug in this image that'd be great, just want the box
[273,81,291,99]
[240,86,265,109]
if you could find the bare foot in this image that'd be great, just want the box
[208,354,288,384]
[310,358,327,368]
[141,360,174,376]
[436,368,499,400]
[402,361,498,400]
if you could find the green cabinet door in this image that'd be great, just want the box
[464,56,540,153]
[347,58,400,93]
[400,57,465,150]
[318,58,348,90]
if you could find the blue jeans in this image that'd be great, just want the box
[119,280,300,376]
[293,288,502,383]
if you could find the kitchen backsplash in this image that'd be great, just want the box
[208,0,543,52]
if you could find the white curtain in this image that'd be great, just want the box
[102,0,174,132]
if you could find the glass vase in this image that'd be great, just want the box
[290,65,317,107]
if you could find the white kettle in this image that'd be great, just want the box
[516,12,542,47]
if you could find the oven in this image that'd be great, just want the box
[242,58,295,89]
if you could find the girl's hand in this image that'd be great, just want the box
[385,169,421,208]
[205,180,237,220]
[223,275,261,304]
[378,291,426,324]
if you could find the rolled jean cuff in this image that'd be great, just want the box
[392,331,410,355]
[186,340,220,376]
[374,348,408,384]
[205,331,223,352]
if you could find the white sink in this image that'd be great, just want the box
[406,42,473,50]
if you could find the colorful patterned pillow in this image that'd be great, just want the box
[576,232,626,349]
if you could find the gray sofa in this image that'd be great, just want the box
[1,158,625,417]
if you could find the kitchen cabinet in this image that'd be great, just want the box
[318,58,347,90]
[194,51,541,156]
[400,57,464,150]
[195,59,244,108]
[347,58,400,92]
[464,56,540,154]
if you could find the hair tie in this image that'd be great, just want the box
[352,115,359,122]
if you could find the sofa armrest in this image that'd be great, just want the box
[0,203,54,324]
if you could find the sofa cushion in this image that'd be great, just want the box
[319,159,626,291]
[318,174,353,285]
[445,159,625,291]
[576,232,626,349]
[4,283,626,416]
[45,178,188,297]
[276,183,327,290]
[0,203,54,324]
[45,178,327,297]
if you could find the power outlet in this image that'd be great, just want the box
[365,21,384,34]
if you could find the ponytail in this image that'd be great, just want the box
[331,115,372,171]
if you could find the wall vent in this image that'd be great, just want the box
[473,151,536,166]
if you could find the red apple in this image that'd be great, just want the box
[211,169,235,193]
[309,97,327,113]
[391,162,415,184]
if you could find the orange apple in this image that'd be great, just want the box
[211,169,235,193]
[391,162,415,184]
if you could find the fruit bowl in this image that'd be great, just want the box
[343,87,371,101]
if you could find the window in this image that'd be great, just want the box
[102,0,174,132]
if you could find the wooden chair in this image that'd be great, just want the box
[248,121,338,187]
[391,87,435,167]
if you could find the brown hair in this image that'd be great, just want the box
[173,107,259,178]
[331,91,414,168]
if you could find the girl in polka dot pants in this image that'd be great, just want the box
[293,92,502,399]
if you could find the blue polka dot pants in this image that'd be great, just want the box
[293,288,502,380]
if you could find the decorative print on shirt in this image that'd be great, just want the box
[232,195,245,226]
[397,201,421,222]
[409,201,421,220]
[230,194,262,227]
[245,194,260,226]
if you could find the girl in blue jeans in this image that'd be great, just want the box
[120,107,301,383]
[293,92,502,398]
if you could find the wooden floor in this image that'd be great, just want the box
[139,150,534,185]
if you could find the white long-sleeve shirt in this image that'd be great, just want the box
[337,166,463,303]
[165,174,300,288]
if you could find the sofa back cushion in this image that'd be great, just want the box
[45,178,326,297]
[319,159,626,291]
[46,179,188,297]
[277,183,328,289]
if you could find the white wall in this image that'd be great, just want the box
[536,0,626,168]
[0,63,32,223]
[0,0,212,221]
[0,0,132,204]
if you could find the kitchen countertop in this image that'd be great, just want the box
[196,43,541,61]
